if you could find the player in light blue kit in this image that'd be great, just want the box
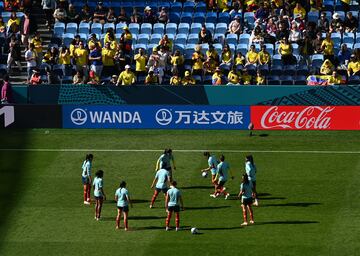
[156,149,176,181]
[238,173,255,226]
[81,154,93,205]
[201,152,219,186]
[165,181,184,231]
[93,170,106,221]
[211,155,234,199]
[115,181,133,231]
[150,162,170,208]
[245,155,258,206]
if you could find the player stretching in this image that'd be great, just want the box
[82,154,93,205]
[238,173,255,226]
[245,155,258,206]
[211,155,234,199]
[115,181,133,231]
[165,181,184,231]
[150,163,170,208]
[156,149,176,181]
[93,170,106,221]
[201,152,218,187]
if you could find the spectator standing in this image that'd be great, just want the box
[19,10,37,46]
[30,32,43,67]
[1,76,13,104]
[158,7,169,24]
[25,43,37,83]
[7,34,22,73]
[102,42,116,77]
[198,25,213,44]
[134,48,148,80]
[89,44,103,78]
[278,37,295,65]
[59,46,71,76]
[143,6,157,24]
[53,5,67,23]
[120,26,133,55]
[73,41,89,79]
[93,2,107,24]
[321,33,335,63]
[106,7,118,23]
[7,11,20,35]
[337,43,351,67]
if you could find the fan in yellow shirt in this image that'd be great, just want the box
[235,52,246,66]
[74,42,89,71]
[192,45,205,76]
[246,45,258,65]
[134,48,148,77]
[212,67,224,85]
[293,3,306,18]
[255,71,266,85]
[241,69,252,85]
[117,65,136,85]
[320,59,334,75]
[321,33,334,56]
[182,71,196,85]
[145,69,159,85]
[221,44,232,64]
[206,45,220,64]
[347,55,360,76]
[170,50,184,75]
[327,71,342,85]
[257,45,271,65]
[170,72,182,85]
[102,42,116,77]
[227,67,241,85]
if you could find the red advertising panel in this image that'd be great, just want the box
[251,106,360,130]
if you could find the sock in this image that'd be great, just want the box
[124,219,128,229]
[151,190,159,206]
[166,211,172,227]
[243,210,247,223]
[83,186,87,201]
[175,213,180,228]
[86,185,91,202]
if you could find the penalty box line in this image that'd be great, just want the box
[0,149,359,154]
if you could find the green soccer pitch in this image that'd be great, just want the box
[0,129,359,256]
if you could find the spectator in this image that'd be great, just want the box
[158,7,169,24]
[266,17,277,35]
[318,12,329,33]
[249,26,264,45]
[69,35,81,58]
[89,44,103,78]
[330,13,343,33]
[114,44,126,73]
[67,4,80,23]
[7,34,22,73]
[275,22,289,42]
[206,44,219,65]
[53,4,67,23]
[256,70,265,85]
[87,70,100,85]
[117,7,129,23]
[145,69,159,85]
[212,67,224,85]
[104,28,117,49]
[278,37,295,65]
[0,16,6,39]
[25,43,37,83]
[130,8,142,24]
[181,70,196,85]
[152,61,164,84]
[254,2,269,21]
[328,71,342,85]
[293,2,306,19]
[257,44,271,66]
[198,25,213,44]
[320,59,335,75]
[229,1,242,17]
[79,4,92,23]
[157,45,170,73]
[143,6,157,24]
[4,0,22,11]
[312,32,323,54]
[147,46,160,68]
[220,44,232,68]
[203,55,217,76]
[19,10,37,46]
[300,35,315,66]
[102,42,116,77]
[170,50,184,76]
[289,22,302,44]
[45,67,61,84]
[337,43,352,67]
[30,32,43,67]
[241,69,252,85]
[93,2,107,24]
[7,11,20,35]
[192,45,205,76]
[108,75,118,85]
[29,69,42,85]
[170,71,182,85]
[116,65,136,85]
[1,75,13,104]
[73,70,84,84]
[158,34,172,52]
[134,48,148,80]
[88,33,101,50]
[347,54,360,76]
[344,12,358,33]
[227,66,240,85]
[120,26,133,55]
[227,15,242,35]
[58,46,71,76]
[42,46,58,68]
[246,44,258,66]
[321,33,335,63]
[73,41,88,78]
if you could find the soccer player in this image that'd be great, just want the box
[150,162,170,208]
[165,181,184,231]
[245,155,258,206]
[93,170,106,221]
[155,149,176,181]
[81,154,93,205]
[238,173,255,226]
[115,181,133,231]
[201,152,218,187]
[211,155,234,199]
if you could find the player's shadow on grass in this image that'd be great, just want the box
[132,199,150,204]
[100,216,165,221]
[181,185,214,190]
[135,225,191,231]
[255,220,319,225]
[186,206,231,210]
[262,202,321,207]
[200,227,243,230]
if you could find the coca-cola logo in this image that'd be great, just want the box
[260,106,335,129]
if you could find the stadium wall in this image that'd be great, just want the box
[11,85,360,106]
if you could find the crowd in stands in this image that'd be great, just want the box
[1,0,360,85]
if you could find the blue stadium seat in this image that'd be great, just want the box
[226,34,238,45]
[78,33,87,42]
[166,33,175,42]
[311,54,324,67]
[190,23,202,34]
[116,23,127,34]
[348,75,360,85]
[353,43,360,49]
[169,12,180,23]
[218,12,230,24]
[213,33,225,44]
[185,44,196,59]
[180,12,193,24]
[170,2,182,13]
[239,34,250,45]
[175,34,188,45]
[280,75,294,85]
[270,65,283,76]
[137,34,150,45]
[91,23,103,35]
[272,54,282,66]
[66,23,78,35]
[264,43,274,55]
[62,33,74,47]
[331,33,342,47]
[292,43,299,55]
[183,1,195,12]
[215,23,227,34]
[244,12,255,29]
[128,23,140,35]
[2,12,11,23]
[178,23,190,34]
[296,65,309,76]
[141,23,152,35]
[307,11,319,23]
[174,43,185,53]
[343,32,355,44]
[187,34,199,44]
[79,22,90,34]
[166,23,177,35]
[193,12,206,24]
[283,65,297,76]
[195,2,207,13]
[153,23,165,35]
[133,43,147,53]
[205,23,215,35]
[236,43,248,55]
[150,34,162,44]
[103,23,115,32]
[213,43,223,53]
[54,22,65,37]
[294,75,307,85]
[206,12,217,24]
[267,75,280,85]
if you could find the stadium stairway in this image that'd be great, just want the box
[10,2,52,85]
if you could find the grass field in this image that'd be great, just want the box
[0,129,359,256]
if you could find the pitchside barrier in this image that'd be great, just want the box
[1,105,360,130]
[9,84,360,106]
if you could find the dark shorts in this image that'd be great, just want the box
[117,205,129,212]
[218,180,226,187]
[242,197,253,206]
[168,205,180,212]
[156,187,168,193]
[82,176,90,185]
[95,196,103,201]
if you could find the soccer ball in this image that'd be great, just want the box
[201,171,208,178]
[191,227,198,234]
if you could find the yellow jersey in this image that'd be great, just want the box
[348,61,360,74]
[246,51,258,64]
[227,70,240,84]
[134,54,147,71]
[256,75,265,85]
[221,51,232,63]
[279,43,292,55]
[170,76,182,85]
[31,38,43,54]
[102,48,115,66]
[74,48,88,66]
[258,51,271,64]
[182,77,196,85]
[59,52,71,65]
[321,39,334,55]
[118,71,136,85]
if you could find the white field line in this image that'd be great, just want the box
[0,149,359,154]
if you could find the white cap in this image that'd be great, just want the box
[125,65,131,69]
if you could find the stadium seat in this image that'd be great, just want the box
[226,34,238,45]
[175,34,188,45]
[292,43,299,55]
[62,33,74,47]
[193,12,206,24]
[294,75,307,85]
[185,44,196,59]
[331,33,342,47]
[280,75,294,85]
[187,34,199,44]
[137,34,150,45]
[215,23,227,35]
[244,12,255,30]
[218,12,230,24]
[206,12,217,24]
[133,43,147,53]
[103,23,115,32]
[178,23,190,35]
[348,75,360,84]
[170,2,182,13]
[270,65,283,76]
[169,12,180,23]
[116,23,127,34]
[272,54,282,66]
[205,23,215,35]
[54,22,65,37]
[78,33,87,42]
[191,23,202,34]
[128,23,140,35]
[153,23,165,35]
[267,75,280,85]
[311,54,324,67]
[264,43,275,55]
[239,34,250,45]
[174,43,185,53]
[258,64,269,75]
[236,43,248,55]
[307,11,319,23]
[91,23,103,35]
[213,33,225,44]
[213,43,223,53]
[283,65,297,76]
[78,22,90,34]
[166,33,175,42]
[180,12,193,24]
[166,23,177,35]
[343,32,355,44]
[183,1,195,12]
[147,44,158,55]
[296,65,309,76]
[150,34,162,44]
[141,23,152,35]
[354,43,360,49]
